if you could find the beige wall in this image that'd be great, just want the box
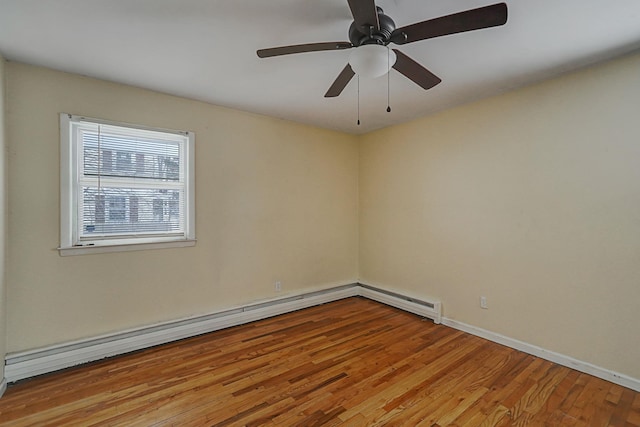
[6,62,359,352]
[5,50,640,383]
[0,53,7,384]
[360,51,640,379]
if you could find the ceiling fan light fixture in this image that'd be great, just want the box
[349,44,396,79]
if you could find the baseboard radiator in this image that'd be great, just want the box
[358,284,442,324]
[4,283,441,383]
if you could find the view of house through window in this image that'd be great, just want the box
[60,114,195,253]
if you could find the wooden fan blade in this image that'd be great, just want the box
[347,0,380,31]
[257,42,352,58]
[325,64,356,98]
[392,50,441,90]
[391,3,507,45]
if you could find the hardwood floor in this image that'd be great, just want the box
[0,297,638,426]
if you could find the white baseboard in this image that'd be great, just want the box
[5,284,638,393]
[4,283,442,383]
[5,284,359,383]
[442,317,640,392]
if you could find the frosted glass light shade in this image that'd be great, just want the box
[349,44,397,79]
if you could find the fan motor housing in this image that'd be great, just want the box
[349,8,396,46]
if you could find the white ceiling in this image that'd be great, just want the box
[1,0,640,134]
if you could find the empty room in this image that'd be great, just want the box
[0,0,639,425]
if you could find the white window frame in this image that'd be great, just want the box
[59,114,196,256]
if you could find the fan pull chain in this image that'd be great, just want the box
[357,75,361,126]
[387,47,391,113]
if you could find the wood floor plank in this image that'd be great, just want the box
[0,297,637,426]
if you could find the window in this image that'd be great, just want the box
[60,114,195,255]
[108,196,127,221]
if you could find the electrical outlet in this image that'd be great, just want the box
[275,281,282,292]
[480,296,488,309]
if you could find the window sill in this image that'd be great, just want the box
[58,239,196,256]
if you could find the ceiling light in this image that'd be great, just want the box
[349,44,397,79]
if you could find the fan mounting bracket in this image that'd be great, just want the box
[349,7,396,47]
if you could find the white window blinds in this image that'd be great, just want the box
[60,114,195,253]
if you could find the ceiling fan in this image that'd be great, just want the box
[257,0,508,98]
